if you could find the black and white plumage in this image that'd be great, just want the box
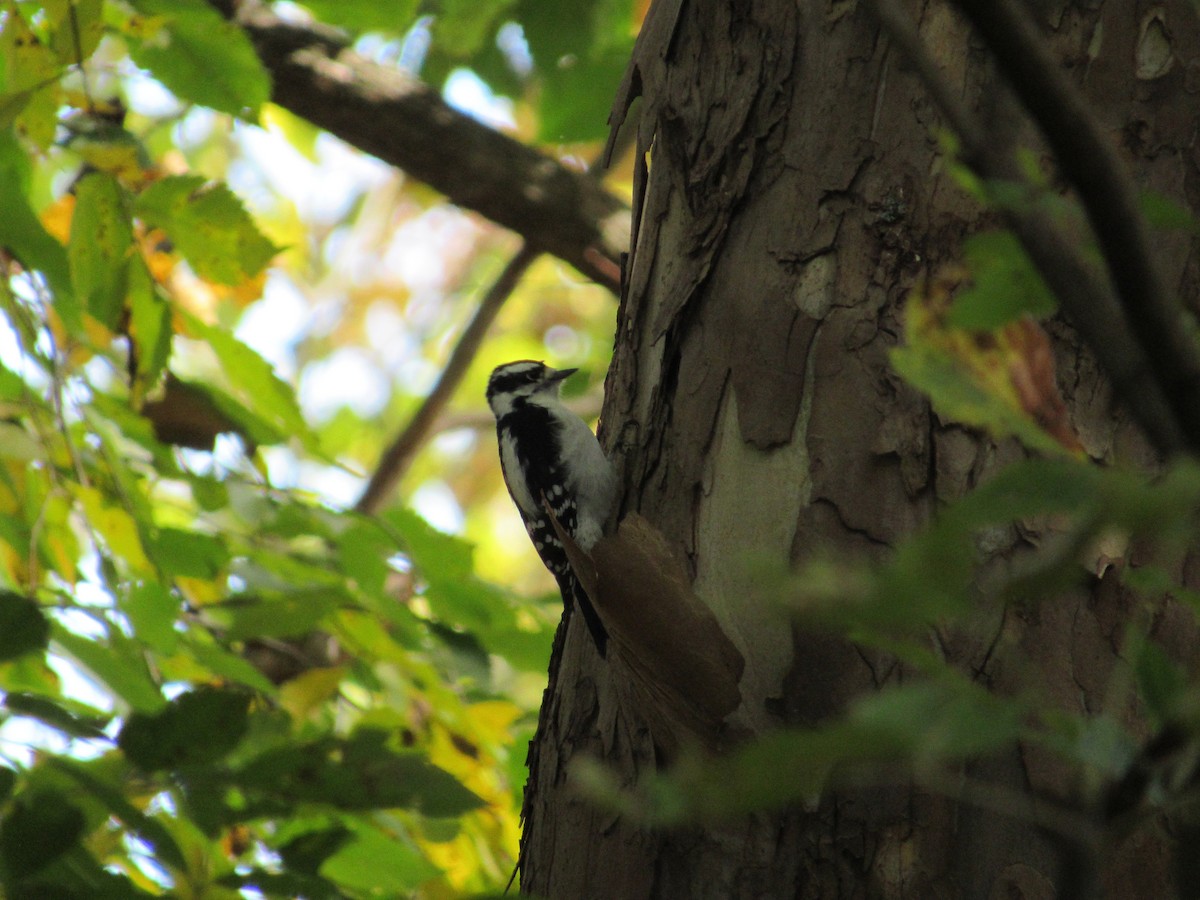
[487,360,615,656]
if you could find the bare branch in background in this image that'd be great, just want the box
[867,0,1188,457]
[212,0,627,292]
[354,245,538,515]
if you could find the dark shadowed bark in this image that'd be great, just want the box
[521,2,1200,897]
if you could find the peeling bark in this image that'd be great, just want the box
[521,2,1200,897]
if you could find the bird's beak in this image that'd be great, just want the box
[546,367,578,384]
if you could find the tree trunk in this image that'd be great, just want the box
[521,1,1200,896]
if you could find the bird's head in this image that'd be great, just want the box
[486,360,578,417]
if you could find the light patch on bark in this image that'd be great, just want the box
[693,378,813,730]
[792,252,837,319]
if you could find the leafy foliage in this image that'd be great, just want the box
[0,0,627,895]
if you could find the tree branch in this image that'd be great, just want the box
[354,245,538,515]
[213,0,626,293]
[867,0,1187,456]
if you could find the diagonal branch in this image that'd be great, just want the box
[212,0,626,292]
[354,245,538,515]
[867,0,1187,456]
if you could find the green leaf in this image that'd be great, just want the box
[49,0,106,62]
[277,824,353,875]
[49,758,188,874]
[217,869,344,900]
[146,527,229,580]
[51,622,164,713]
[182,635,279,695]
[180,313,324,456]
[4,692,110,740]
[233,729,483,816]
[319,819,440,894]
[0,130,74,310]
[948,231,1057,330]
[890,344,1071,458]
[118,686,251,770]
[135,175,278,285]
[127,255,171,400]
[68,172,134,330]
[0,592,49,663]
[1133,638,1187,724]
[0,788,86,878]
[1141,190,1199,232]
[122,581,181,654]
[0,9,62,149]
[298,0,421,32]
[538,47,632,142]
[223,591,341,642]
[433,0,518,57]
[580,681,1024,825]
[517,0,632,64]
[127,0,271,117]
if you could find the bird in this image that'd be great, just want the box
[486,360,615,656]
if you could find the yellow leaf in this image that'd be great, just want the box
[41,195,75,243]
[0,539,25,585]
[74,485,152,575]
[80,313,116,349]
[175,575,222,607]
[279,666,344,721]
[466,700,521,743]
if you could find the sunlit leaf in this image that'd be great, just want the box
[181,635,279,695]
[48,0,107,62]
[127,0,271,117]
[0,8,61,149]
[127,254,171,401]
[122,581,181,654]
[68,172,133,330]
[319,818,441,894]
[297,0,421,32]
[135,175,279,285]
[73,485,153,575]
[0,130,74,308]
[147,527,229,580]
[179,311,325,456]
[51,622,164,713]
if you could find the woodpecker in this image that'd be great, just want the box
[486,360,615,655]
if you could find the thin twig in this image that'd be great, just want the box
[866,0,1186,456]
[353,245,538,514]
[953,0,1200,452]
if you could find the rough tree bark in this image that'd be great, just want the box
[521,1,1200,897]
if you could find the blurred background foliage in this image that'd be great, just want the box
[0,0,635,895]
